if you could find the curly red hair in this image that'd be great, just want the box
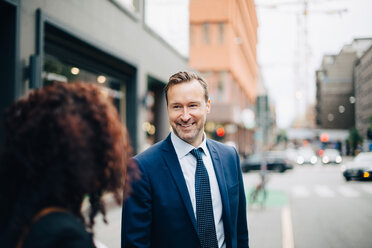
[0,82,137,245]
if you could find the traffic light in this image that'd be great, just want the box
[216,127,225,137]
[320,133,329,142]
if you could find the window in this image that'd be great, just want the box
[217,71,226,101]
[43,54,126,120]
[203,22,209,44]
[218,22,224,44]
[42,23,136,125]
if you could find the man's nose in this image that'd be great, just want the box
[180,107,191,121]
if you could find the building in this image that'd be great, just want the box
[189,0,258,155]
[0,0,190,152]
[354,43,372,143]
[315,38,372,130]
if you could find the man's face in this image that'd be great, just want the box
[167,80,210,147]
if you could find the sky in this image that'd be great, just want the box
[145,0,189,57]
[255,0,372,128]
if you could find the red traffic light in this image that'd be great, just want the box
[216,127,225,137]
[320,133,329,142]
[318,149,324,157]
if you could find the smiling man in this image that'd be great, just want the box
[122,71,249,248]
[166,77,210,147]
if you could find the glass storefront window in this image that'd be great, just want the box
[43,54,126,122]
[143,90,156,147]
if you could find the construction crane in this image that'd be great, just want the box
[255,0,348,127]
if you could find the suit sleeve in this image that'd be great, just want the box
[234,148,249,248]
[121,159,152,248]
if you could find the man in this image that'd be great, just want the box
[122,71,249,248]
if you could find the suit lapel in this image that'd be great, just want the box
[162,135,199,237]
[207,139,233,248]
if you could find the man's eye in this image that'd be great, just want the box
[173,105,181,109]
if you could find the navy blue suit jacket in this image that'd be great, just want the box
[121,134,249,248]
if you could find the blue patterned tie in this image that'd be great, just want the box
[190,148,219,248]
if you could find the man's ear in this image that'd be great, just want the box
[206,99,211,113]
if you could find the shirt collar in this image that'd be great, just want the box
[171,132,208,159]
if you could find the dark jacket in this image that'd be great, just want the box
[122,134,249,248]
[22,212,94,248]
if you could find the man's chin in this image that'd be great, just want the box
[175,131,196,144]
[179,134,195,143]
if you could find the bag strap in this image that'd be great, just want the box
[16,207,68,248]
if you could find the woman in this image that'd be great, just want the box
[0,82,137,247]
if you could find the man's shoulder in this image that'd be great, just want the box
[207,138,237,154]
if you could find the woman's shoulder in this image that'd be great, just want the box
[23,212,94,248]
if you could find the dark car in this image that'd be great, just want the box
[364,168,372,180]
[241,151,294,173]
[341,152,372,181]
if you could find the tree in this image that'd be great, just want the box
[276,130,288,145]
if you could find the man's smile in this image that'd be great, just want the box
[178,123,195,128]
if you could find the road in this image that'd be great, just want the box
[94,160,372,248]
[245,161,372,248]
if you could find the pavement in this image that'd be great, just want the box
[81,193,122,248]
[91,184,289,248]
[247,206,283,248]
[245,181,291,248]
[90,177,291,248]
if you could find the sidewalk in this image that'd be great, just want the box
[246,184,289,248]
[82,193,122,248]
[81,193,118,215]
[248,206,283,248]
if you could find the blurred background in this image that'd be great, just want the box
[1,0,372,247]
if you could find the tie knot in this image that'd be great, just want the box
[190,148,203,160]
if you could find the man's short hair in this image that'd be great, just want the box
[165,71,209,104]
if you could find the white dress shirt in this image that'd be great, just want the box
[171,132,225,248]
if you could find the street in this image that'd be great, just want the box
[94,160,372,248]
[245,160,372,248]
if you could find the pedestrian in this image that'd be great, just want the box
[0,82,138,248]
[121,71,249,248]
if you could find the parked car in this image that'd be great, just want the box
[241,151,294,173]
[341,152,372,181]
[296,147,317,165]
[321,149,342,164]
